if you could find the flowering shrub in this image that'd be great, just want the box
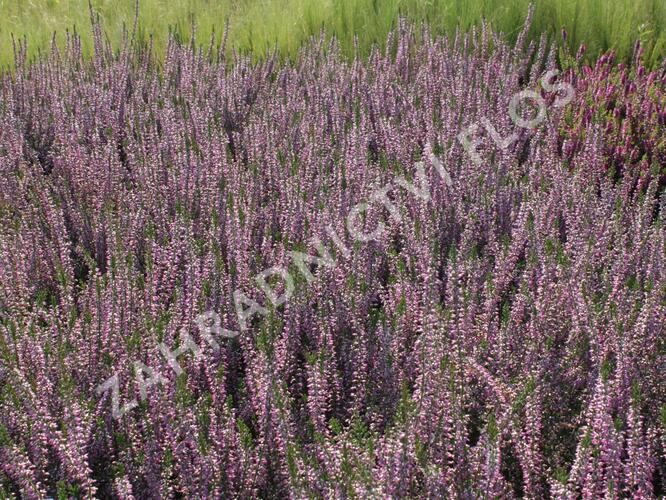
[560,44,666,192]
[0,18,664,499]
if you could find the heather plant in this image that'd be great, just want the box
[0,14,664,499]
[559,44,666,192]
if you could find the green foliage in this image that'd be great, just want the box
[56,480,80,500]
[486,411,499,443]
[237,418,254,450]
[0,0,664,69]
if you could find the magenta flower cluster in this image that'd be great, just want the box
[0,16,664,499]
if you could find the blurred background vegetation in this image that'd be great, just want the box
[0,0,664,67]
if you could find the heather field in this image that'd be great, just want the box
[0,4,665,500]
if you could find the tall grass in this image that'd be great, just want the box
[0,0,664,66]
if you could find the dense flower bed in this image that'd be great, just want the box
[561,44,666,191]
[0,18,664,498]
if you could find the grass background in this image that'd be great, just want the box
[0,0,664,67]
